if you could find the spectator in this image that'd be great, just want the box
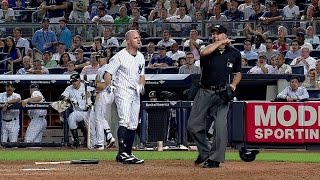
[290,46,316,75]
[3,36,22,72]
[64,61,78,74]
[31,18,57,52]
[91,6,114,23]
[241,56,248,67]
[305,26,320,45]
[208,3,228,28]
[0,0,14,22]
[153,8,170,35]
[12,0,27,22]
[251,34,266,54]
[69,0,90,23]
[69,35,87,53]
[187,0,208,20]
[107,0,120,17]
[100,27,119,48]
[302,0,320,17]
[80,52,100,75]
[259,1,283,25]
[42,51,57,68]
[315,60,320,80]
[270,54,278,68]
[157,30,176,48]
[16,56,32,74]
[248,0,264,20]
[166,6,192,34]
[166,42,186,63]
[285,39,301,60]
[150,45,173,67]
[273,26,291,53]
[57,52,71,68]
[129,7,147,31]
[38,0,67,33]
[127,0,138,16]
[283,0,299,20]
[183,29,203,62]
[13,27,30,55]
[276,76,309,101]
[192,11,205,33]
[89,0,105,20]
[274,53,292,74]
[113,5,131,34]
[27,59,49,74]
[300,5,315,31]
[148,0,164,21]
[223,0,244,21]
[168,0,179,17]
[247,54,273,74]
[178,56,187,67]
[144,42,159,65]
[104,47,114,61]
[241,39,258,60]
[303,68,319,88]
[238,0,255,20]
[8,0,26,8]
[51,42,76,62]
[91,37,105,52]
[74,48,90,69]
[178,52,201,74]
[296,32,313,51]
[209,0,230,13]
[129,21,149,38]
[58,18,72,50]
[243,24,267,41]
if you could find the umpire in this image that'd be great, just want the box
[187,24,242,168]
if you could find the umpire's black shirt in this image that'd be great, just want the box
[200,45,242,87]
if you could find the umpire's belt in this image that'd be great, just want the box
[2,118,18,122]
[31,116,45,119]
[201,85,227,91]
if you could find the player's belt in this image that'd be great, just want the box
[31,116,46,119]
[2,118,18,122]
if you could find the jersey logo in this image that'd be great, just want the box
[138,64,144,74]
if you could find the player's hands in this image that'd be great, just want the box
[137,84,145,95]
[106,85,116,94]
[1,103,8,111]
[221,38,234,45]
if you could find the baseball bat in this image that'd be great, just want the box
[83,74,91,148]
[35,159,99,165]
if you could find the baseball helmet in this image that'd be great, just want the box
[5,81,15,87]
[29,84,39,89]
[239,147,259,162]
[70,73,81,82]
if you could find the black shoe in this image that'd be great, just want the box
[202,159,220,168]
[73,140,80,148]
[123,154,145,164]
[116,152,134,163]
[194,155,207,165]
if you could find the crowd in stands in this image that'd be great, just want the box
[1,0,320,89]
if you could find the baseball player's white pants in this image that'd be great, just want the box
[68,110,97,147]
[1,118,20,143]
[114,89,140,130]
[25,117,47,143]
[95,92,112,145]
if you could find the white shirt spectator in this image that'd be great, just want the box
[15,37,30,54]
[101,37,119,48]
[166,50,186,61]
[248,64,274,74]
[0,8,14,21]
[167,14,192,31]
[273,64,292,74]
[91,14,114,23]
[157,38,176,47]
[283,5,299,19]
[277,86,309,100]
[290,56,316,75]
[251,44,266,54]
[306,36,320,45]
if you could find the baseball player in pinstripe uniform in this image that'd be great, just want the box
[105,30,145,164]
[60,74,97,148]
[93,51,115,150]
[0,82,21,143]
[22,84,47,143]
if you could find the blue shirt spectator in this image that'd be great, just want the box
[150,46,173,67]
[45,0,67,18]
[31,18,57,52]
[58,18,72,49]
[9,0,25,8]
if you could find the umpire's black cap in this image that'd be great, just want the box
[5,81,15,87]
[70,73,81,82]
[30,84,39,89]
[211,24,228,34]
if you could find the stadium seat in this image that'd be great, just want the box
[232,43,244,51]
[48,67,66,74]
[291,66,304,75]
[241,66,252,73]
[310,50,320,58]
[159,67,179,74]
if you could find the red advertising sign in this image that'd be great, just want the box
[245,101,320,144]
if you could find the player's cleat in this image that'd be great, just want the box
[92,144,104,150]
[73,140,81,148]
[202,159,220,168]
[123,154,145,164]
[105,137,115,149]
[116,152,135,163]
[194,155,207,165]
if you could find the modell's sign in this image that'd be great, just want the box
[246,102,320,143]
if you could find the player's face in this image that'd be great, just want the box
[98,57,107,66]
[129,32,142,49]
[72,79,81,89]
[5,85,15,95]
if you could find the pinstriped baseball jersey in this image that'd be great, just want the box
[28,91,47,117]
[97,63,108,85]
[105,49,145,90]
[61,83,94,110]
[0,92,21,120]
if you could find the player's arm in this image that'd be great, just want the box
[95,74,106,92]
[139,75,145,86]
[24,96,43,103]
[104,72,112,87]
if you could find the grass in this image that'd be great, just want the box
[1,149,320,163]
